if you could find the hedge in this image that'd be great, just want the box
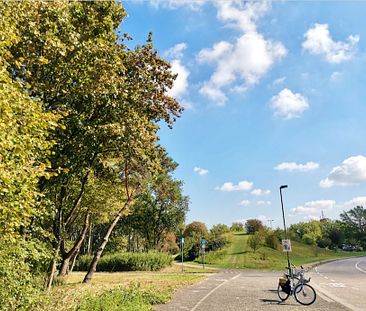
[74,252,173,272]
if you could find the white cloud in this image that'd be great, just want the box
[149,0,208,10]
[167,59,190,99]
[251,188,271,196]
[216,0,270,33]
[239,200,251,206]
[302,23,359,63]
[274,161,319,172]
[257,200,271,205]
[304,215,320,222]
[342,196,366,210]
[320,155,366,188]
[198,1,286,105]
[164,43,190,100]
[193,166,208,176]
[258,214,269,223]
[164,42,187,59]
[197,41,233,63]
[292,200,336,215]
[270,88,309,120]
[216,180,253,192]
[330,71,342,82]
[272,76,286,85]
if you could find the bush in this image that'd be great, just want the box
[247,232,263,252]
[75,252,173,272]
[77,283,170,311]
[0,239,49,311]
[264,232,280,250]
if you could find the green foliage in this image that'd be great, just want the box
[123,172,189,251]
[75,252,173,272]
[245,219,264,234]
[0,68,59,237]
[184,221,208,238]
[77,283,170,311]
[248,232,263,252]
[340,206,366,249]
[210,224,230,236]
[264,231,280,250]
[230,222,244,232]
[0,239,51,311]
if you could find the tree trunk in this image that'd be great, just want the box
[59,212,90,276]
[83,199,132,283]
[70,249,79,273]
[46,257,57,291]
[87,222,93,255]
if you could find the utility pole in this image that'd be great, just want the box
[279,185,291,276]
[267,219,274,230]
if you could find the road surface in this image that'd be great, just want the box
[156,269,347,311]
[309,256,366,311]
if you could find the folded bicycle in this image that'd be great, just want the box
[277,264,317,305]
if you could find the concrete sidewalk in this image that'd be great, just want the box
[156,270,348,311]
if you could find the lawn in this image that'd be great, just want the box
[195,232,366,271]
[39,265,215,311]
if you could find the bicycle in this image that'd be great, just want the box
[277,264,317,305]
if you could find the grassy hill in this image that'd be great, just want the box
[194,232,366,270]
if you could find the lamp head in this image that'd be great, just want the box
[280,185,288,189]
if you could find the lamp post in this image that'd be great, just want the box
[279,185,291,275]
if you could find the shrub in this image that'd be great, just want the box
[0,239,49,311]
[264,232,280,250]
[247,232,263,252]
[75,252,173,272]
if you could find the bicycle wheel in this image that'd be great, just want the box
[294,283,316,305]
[277,284,290,301]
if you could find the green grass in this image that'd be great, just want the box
[195,232,366,270]
[39,265,214,311]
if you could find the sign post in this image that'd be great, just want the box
[181,237,184,273]
[279,185,292,276]
[201,239,206,269]
[282,239,292,252]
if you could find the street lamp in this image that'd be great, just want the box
[279,185,291,275]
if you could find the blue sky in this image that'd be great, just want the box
[123,0,366,228]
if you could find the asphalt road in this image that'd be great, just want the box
[308,256,366,311]
[156,269,347,311]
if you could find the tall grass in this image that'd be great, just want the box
[76,283,170,311]
[75,252,173,272]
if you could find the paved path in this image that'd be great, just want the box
[156,269,347,311]
[309,256,366,311]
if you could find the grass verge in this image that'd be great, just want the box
[39,265,214,311]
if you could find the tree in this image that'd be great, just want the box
[248,232,263,252]
[184,221,209,238]
[340,206,366,248]
[245,219,264,234]
[0,5,59,307]
[230,222,244,232]
[211,224,230,236]
[123,165,189,251]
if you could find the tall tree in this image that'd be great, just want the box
[124,171,189,251]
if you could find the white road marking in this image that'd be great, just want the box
[327,283,346,288]
[355,260,366,273]
[331,279,335,282]
[190,274,241,311]
[351,287,360,291]
[324,276,329,279]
